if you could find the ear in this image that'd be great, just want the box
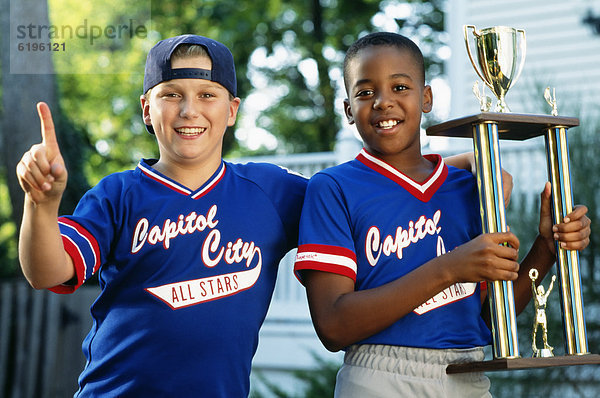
[140,94,152,126]
[422,85,433,114]
[343,99,355,125]
[227,97,242,127]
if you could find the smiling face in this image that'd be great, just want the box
[140,55,240,175]
[344,45,432,166]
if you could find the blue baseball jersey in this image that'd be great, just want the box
[294,149,491,350]
[53,159,307,397]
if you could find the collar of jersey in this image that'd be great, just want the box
[137,159,226,199]
[355,148,448,202]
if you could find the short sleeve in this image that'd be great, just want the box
[294,172,357,283]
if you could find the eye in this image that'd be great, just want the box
[393,84,408,92]
[355,89,373,98]
[200,92,216,99]
[162,92,181,99]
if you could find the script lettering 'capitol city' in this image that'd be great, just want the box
[137,205,263,309]
[365,210,442,265]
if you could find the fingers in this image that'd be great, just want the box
[553,203,591,250]
[477,253,520,281]
[481,232,520,280]
[17,144,55,193]
[562,204,588,224]
[16,103,66,203]
[539,183,591,252]
[553,210,591,250]
[37,102,59,160]
[489,231,520,251]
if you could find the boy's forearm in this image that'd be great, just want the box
[308,256,455,352]
[444,152,475,172]
[19,197,74,289]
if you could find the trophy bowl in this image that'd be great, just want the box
[464,25,526,112]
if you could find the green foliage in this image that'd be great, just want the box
[252,0,448,153]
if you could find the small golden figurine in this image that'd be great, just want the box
[544,87,558,116]
[529,269,557,357]
[472,81,492,112]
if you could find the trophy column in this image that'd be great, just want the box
[544,125,589,355]
[472,121,519,359]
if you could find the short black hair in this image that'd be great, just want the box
[343,32,425,93]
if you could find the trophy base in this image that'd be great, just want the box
[426,112,579,141]
[446,353,600,374]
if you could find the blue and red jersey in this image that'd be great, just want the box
[55,159,307,397]
[295,149,491,350]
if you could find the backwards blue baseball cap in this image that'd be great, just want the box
[143,34,237,134]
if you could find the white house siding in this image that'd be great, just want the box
[447,0,600,118]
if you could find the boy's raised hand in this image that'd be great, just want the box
[16,102,68,205]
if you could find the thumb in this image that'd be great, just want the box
[540,181,552,220]
[37,102,60,160]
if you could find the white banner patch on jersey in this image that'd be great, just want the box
[413,282,477,315]
[145,260,261,309]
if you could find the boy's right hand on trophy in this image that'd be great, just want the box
[16,102,68,205]
[446,231,520,283]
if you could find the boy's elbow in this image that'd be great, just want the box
[319,337,346,353]
[314,321,351,353]
[23,273,57,291]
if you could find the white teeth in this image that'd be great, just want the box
[377,120,399,129]
[175,127,205,135]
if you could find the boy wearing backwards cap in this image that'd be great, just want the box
[17,34,307,397]
[17,34,510,396]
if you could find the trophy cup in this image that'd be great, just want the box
[426,24,600,373]
[464,25,526,112]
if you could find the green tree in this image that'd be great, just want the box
[234,0,447,153]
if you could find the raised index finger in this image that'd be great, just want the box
[37,102,58,151]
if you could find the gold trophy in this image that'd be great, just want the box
[464,25,526,112]
[427,24,600,373]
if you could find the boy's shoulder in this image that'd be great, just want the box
[312,159,356,178]
[226,160,307,182]
[225,161,308,197]
[93,167,138,188]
